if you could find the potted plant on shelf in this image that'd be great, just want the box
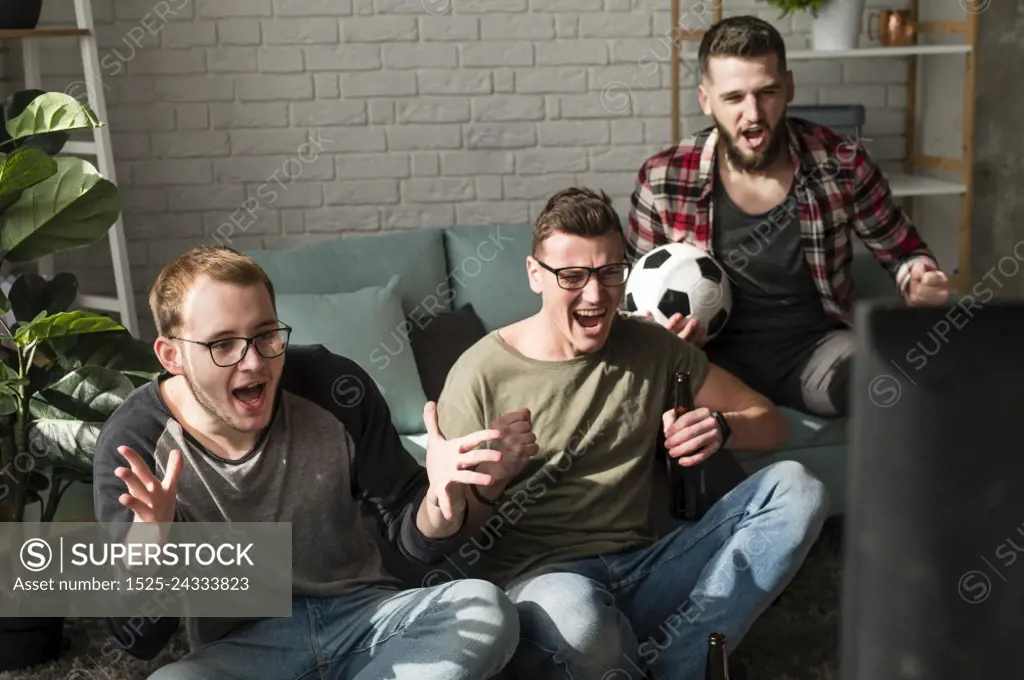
[0,0,43,30]
[762,0,866,51]
[0,90,161,671]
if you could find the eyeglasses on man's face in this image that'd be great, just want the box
[169,325,293,367]
[534,260,631,290]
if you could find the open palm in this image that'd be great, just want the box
[114,445,182,525]
[423,401,503,520]
[113,445,183,562]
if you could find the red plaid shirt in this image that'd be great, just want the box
[625,117,939,325]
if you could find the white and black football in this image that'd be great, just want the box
[625,242,732,340]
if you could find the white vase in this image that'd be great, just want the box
[810,0,866,51]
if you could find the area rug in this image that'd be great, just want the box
[0,518,844,680]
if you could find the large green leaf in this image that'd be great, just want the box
[0,286,8,316]
[27,365,134,472]
[0,156,121,263]
[0,147,57,198]
[0,90,70,155]
[5,92,102,141]
[13,310,123,346]
[9,272,79,322]
[50,329,160,380]
[0,191,18,217]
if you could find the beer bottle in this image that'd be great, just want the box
[704,632,730,680]
[667,371,710,520]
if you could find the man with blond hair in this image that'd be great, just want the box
[92,245,525,679]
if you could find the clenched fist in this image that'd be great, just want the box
[474,408,539,500]
[906,261,950,307]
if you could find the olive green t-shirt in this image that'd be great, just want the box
[437,312,710,586]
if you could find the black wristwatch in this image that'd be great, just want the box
[712,411,731,447]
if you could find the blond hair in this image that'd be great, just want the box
[148,245,275,338]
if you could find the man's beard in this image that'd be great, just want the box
[715,115,788,172]
[183,367,250,433]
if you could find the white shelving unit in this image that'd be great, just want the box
[888,174,967,198]
[0,0,139,336]
[670,1,980,291]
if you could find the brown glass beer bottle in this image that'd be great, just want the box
[668,371,709,520]
[704,632,730,680]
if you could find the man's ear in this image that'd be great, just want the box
[698,79,714,117]
[786,70,795,104]
[526,256,543,295]
[154,337,182,375]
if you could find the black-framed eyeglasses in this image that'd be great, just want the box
[535,260,631,290]
[169,325,293,367]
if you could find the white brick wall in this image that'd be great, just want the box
[12,0,908,333]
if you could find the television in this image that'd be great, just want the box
[842,299,1023,679]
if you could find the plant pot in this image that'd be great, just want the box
[0,0,43,30]
[810,0,866,51]
[0,617,64,671]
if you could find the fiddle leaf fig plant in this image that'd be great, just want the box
[0,92,121,269]
[0,90,158,523]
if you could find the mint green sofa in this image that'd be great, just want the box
[37,222,896,677]
[59,224,898,554]
[245,222,900,542]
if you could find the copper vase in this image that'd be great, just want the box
[869,10,917,47]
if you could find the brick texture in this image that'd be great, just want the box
[18,1,909,335]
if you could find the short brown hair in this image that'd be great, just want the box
[149,245,275,338]
[698,15,788,79]
[532,187,623,255]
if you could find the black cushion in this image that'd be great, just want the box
[410,303,487,403]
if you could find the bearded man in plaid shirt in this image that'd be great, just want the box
[626,15,951,418]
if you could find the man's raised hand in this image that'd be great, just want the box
[114,446,182,525]
[907,261,950,307]
[646,311,707,348]
[423,402,503,521]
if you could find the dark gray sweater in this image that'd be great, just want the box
[92,345,456,658]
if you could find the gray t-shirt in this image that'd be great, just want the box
[93,345,454,658]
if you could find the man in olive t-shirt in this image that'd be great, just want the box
[437,188,829,680]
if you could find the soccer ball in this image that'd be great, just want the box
[625,242,732,340]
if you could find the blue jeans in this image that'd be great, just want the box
[149,579,519,680]
[503,460,829,680]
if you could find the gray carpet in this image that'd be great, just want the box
[0,519,843,680]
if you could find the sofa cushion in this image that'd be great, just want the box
[410,303,487,403]
[851,249,901,301]
[275,275,429,434]
[400,433,428,466]
[778,407,848,450]
[444,223,540,332]
[245,228,451,317]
